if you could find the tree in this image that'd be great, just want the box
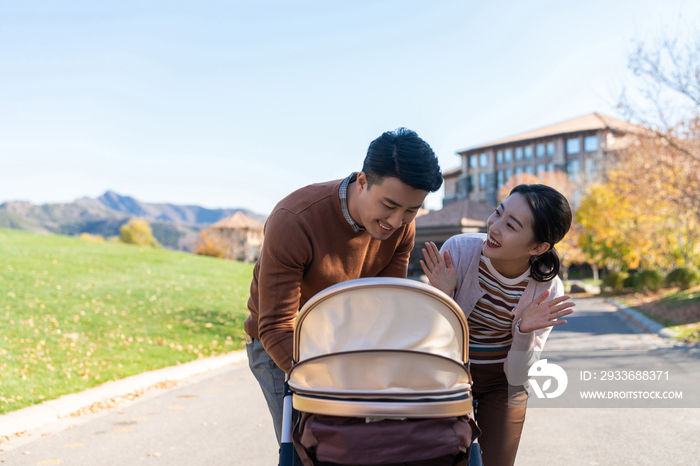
[576,182,700,271]
[577,184,638,271]
[602,31,700,269]
[193,229,229,259]
[497,173,540,204]
[497,170,575,204]
[119,218,161,248]
[616,34,700,220]
[79,233,104,242]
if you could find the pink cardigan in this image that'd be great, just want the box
[440,233,564,386]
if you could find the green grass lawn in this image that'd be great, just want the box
[0,228,254,414]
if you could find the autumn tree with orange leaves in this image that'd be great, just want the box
[577,32,700,270]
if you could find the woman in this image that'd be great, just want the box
[420,184,574,466]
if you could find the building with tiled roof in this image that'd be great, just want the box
[210,211,264,230]
[414,198,494,245]
[207,211,264,262]
[445,113,636,207]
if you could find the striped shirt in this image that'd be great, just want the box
[339,173,364,232]
[468,255,530,364]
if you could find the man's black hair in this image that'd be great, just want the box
[362,128,442,192]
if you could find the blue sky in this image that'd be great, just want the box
[1,0,698,214]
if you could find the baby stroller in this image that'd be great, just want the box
[279,277,479,466]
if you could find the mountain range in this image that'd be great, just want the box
[0,191,266,251]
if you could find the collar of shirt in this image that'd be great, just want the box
[339,173,364,232]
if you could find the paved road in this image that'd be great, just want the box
[0,362,278,465]
[516,297,700,466]
[1,297,699,465]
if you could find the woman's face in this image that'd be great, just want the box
[484,193,547,276]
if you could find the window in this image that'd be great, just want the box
[584,136,599,152]
[497,170,504,187]
[497,150,503,164]
[546,142,555,157]
[505,168,512,181]
[515,147,523,160]
[524,145,533,159]
[567,138,580,154]
[504,149,512,162]
[469,155,478,168]
[525,165,533,174]
[567,160,580,179]
[585,158,598,177]
[546,162,555,172]
[537,163,546,174]
[515,166,524,175]
[536,144,545,158]
[480,172,487,187]
[480,153,488,167]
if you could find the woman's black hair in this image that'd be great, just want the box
[362,127,442,193]
[509,184,572,282]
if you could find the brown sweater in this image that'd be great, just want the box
[245,178,415,372]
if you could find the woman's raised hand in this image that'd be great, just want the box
[519,290,575,333]
[420,242,457,296]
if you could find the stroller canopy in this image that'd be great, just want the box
[294,277,469,364]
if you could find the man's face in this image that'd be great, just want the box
[352,173,428,240]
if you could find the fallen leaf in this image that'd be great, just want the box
[148,452,161,457]
[37,460,62,465]
[178,395,197,400]
[132,416,149,421]
[113,428,131,433]
[211,389,224,393]
[64,443,84,448]
[23,451,30,455]
[168,405,184,410]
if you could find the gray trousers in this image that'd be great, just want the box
[246,336,286,445]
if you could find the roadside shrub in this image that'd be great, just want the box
[666,268,700,290]
[632,270,664,292]
[119,218,161,248]
[193,229,229,259]
[603,271,629,292]
[79,233,104,242]
[622,274,636,289]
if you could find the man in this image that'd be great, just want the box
[244,127,443,444]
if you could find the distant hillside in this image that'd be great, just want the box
[78,191,266,225]
[0,192,266,251]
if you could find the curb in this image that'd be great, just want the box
[605,298,679,339]
[0,349,248,438]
